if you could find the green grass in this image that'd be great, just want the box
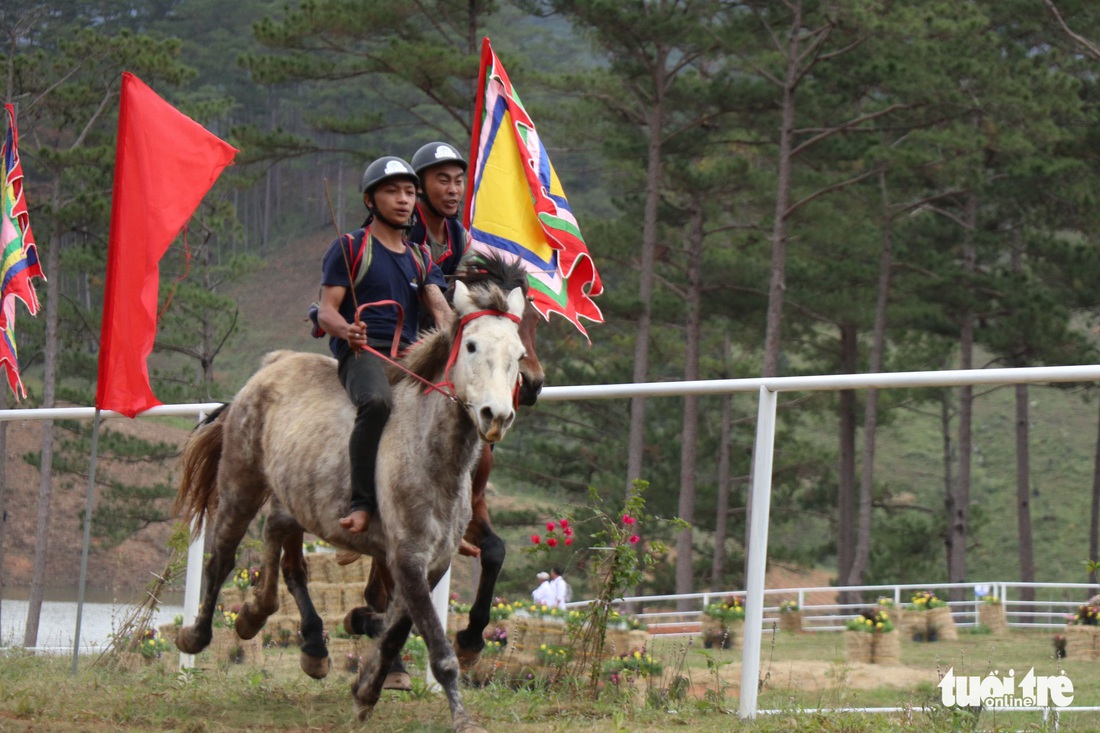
[3,629,1098,732]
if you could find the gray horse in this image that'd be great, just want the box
[173,278,527,732]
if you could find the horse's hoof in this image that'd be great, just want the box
[234,604,265,640]
[382,671,412,691]
[454,714,487,733]
[453,637,482,671]
[300,652,330,680]
[175,625,210,654]
[343,607,374,637]
[355,701,374,723]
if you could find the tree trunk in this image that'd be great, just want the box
[23,182,62,648]
[712,387,730,589]
[1090,397,1100,587]
[675,205,703,610]
[837,324,857,603]
[948,190,977,602]
[847,173,894,593]
[1016,383,1035,619]
[749,0,803,571]
[624,86,665,496]
[1011,241,1035,615]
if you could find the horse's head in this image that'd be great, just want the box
[451,280,527,443]
[456,253,544,406]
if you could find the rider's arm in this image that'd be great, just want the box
[424,284,454,330]
[318,285,363,347]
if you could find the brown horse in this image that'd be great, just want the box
[345,255,544,683]
[173,277,527,731]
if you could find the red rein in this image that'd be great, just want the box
[354,301,522,403]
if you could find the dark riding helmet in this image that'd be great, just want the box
[410,142,467,180]
[361,156,419,194]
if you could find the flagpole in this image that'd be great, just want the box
[71,407,102,674]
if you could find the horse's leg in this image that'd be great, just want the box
[176,486,263,655]
[342,560,411,690]
[352,609,414,722]
[366,556,484,733]
[278,527,330,679]
[454,444,504,670]
[235,503,293,640]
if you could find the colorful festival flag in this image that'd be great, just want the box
[1,104,45,399]
[96,72,237,417]
[464,37,603,337]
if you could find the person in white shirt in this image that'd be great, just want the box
[549,567,571,609]
[532,571,553,606]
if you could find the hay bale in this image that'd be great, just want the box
[1064,624,1100,661]
[845,631,873,663]
[872,630,900,664]
[779,611,802,633]
[979,604,1007,635]
[927,606,958,641]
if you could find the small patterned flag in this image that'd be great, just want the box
[0,104,44,399]
[465,38,603,338]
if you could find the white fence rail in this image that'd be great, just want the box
[7,364,1100,718]
[573,580,1100,635]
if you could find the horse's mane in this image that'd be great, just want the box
[397,281,515,383]
[454,251,529,296]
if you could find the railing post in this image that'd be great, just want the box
[739,385,777,720]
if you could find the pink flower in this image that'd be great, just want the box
[563,526,573,537]
[622,515,636,525]
[531,534,541,544]
[565,537,574,546]
[546,521,556,532]
[559,519,569,529]
[547,538,559,548]
[629,535,640,544]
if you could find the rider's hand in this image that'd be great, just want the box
[347,324,366,350]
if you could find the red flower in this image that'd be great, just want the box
[622,515,636,525]
[559,519,569,528]
[629,535,640,544]
[565,537,574,546]
[531,534,541,544]
[546,522,556,532]
[547,538,559,548]
[563,527,573,536]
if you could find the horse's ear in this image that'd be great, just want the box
[453,280,472,314]
[506,286,525,319]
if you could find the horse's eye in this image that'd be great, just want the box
[518,352,527,362]
[466,342,476,354]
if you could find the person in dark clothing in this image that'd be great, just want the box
[316,155,452,537]
[408,141,471,285]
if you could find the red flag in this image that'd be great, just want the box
[96,72,237,417]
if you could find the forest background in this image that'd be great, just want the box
[4,0,1100,619]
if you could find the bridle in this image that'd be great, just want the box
[354,300,522,406]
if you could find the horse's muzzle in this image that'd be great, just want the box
[479,406,515,443]
[518,375,543,407]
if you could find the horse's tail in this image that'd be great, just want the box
[174,403,229,540]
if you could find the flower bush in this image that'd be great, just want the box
[226,567,261,592]
[1070,605,1100,626]
[905,590,947,611]
[212,604,239,629]
[128,628,171,659]
[603,648,662,683]
[983,594,1001,605]
[703,595,745,623]
[876,596,895,608]
[484,626,507,646]
[536,643,572,666]
[489,598,523,621]
[779,600,799,613]
[846,608,895,634]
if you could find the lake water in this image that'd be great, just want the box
[0,587,184,654]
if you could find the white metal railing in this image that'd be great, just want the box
[567,579,1100,635]
[7,364,1100,718]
